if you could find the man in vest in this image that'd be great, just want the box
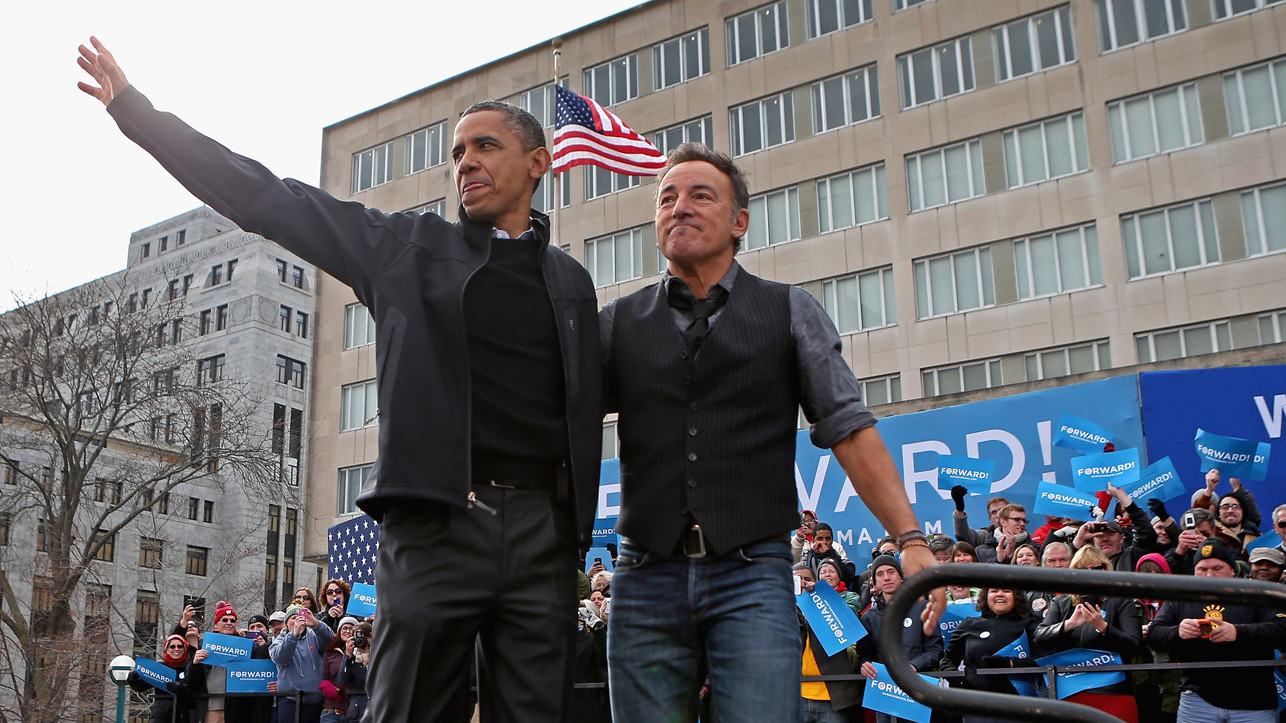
[601,143,943,722]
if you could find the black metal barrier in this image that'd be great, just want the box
[879,563,1286,723]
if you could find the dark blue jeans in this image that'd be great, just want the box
[607,538,800,723]
[276,694,322,723]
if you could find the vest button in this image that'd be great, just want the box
[688,427,697,436]
[679,349,689,359]
[687,452,698,462]
[687,479,697,488]
[689,402,698,411]
[683,376,691,386]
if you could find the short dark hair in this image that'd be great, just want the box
[951,541,978,562]
[977,587,1029,616]
[656,143,751,251]
[813,522,834,537]
[459,101,547,192]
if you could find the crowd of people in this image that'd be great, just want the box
[127,581,373,723]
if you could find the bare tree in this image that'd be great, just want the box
[0,276,282,723]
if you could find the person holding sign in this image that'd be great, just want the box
[190,602,272,723]
[127,634,197,723]
[941,588,1043,708]
[858,555,943,723]
[1034,546,1143,722]
[270,605,335,723]
[1150,539,1286,723]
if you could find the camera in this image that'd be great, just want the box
[354,632,369,649]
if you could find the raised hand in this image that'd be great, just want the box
[76,36,129,106]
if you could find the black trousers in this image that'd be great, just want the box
[363,483,578,722]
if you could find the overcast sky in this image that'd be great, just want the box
[0,0,645,310]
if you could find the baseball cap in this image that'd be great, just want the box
[1249,547,1285,566]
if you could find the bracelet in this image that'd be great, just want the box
[896,530,928,547]
[898,538,931,553]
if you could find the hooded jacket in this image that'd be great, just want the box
[271,622,336,695]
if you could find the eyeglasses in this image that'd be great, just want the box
[1276,521,1286,529]
[1008,517,1028,525]
[218,616,237,623]
[1219,503,1241,510]
[166,644,186,650]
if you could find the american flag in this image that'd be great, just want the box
[327,514,380,585]
[552,84,666,176]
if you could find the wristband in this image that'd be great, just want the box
[896,530,928,547]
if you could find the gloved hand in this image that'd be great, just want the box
[319,679,342,702]
[1147,498,1169,521]
[951,485,968,512]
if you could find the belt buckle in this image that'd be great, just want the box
[683,524,708,559]
[487,479,517,489]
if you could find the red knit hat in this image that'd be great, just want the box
[212,601,237,624]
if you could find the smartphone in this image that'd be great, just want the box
[1183,512,1197,530]
[1198,618,1214,638]
[594,557,603,565]
[245,630,263,641]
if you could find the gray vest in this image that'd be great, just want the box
[608,271,799,555]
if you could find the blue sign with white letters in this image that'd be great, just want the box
[796,579,865,656]
[937,600,981,647]
[996,632,1040,696]
[862,662,934,723]
[226,659,277,693]
[1120,457,1186,503]
[1032,482,1099,519]
[1194,429,1272,480]
[1070,449,1140,492]
[1053,414,1115,454]
[1034,648,1124,698]
[936,454,995,493]
[346,582,377,618]
[200,632,253,667]
[133,657,175,691]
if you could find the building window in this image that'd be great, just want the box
[861,374,902,406]
[898,37,974,109]
[585,167,642,200]
[1025,340,1112,380]
[158,236,168,253]
[1259,309,1286,344]
[188,496,200,520]
[1014,224,1102,300]
[227,260,238,281]
[171,318,182,345]
[139,537,163,569]
[1108,83,1203,163]
[894,0,934,9]
[279,306,292,332]
[817,164,888,233]
[923,358,1003,396]
[291,265,306,289]
[344,303,377,349]
[276,258,288,283]
[338,465,373,515]
[730,92,795,156]
[1136,320,1233,362]
[276,356,306,388]
[1122,198,1219,278]
[744,187,801,250]
[1241,182,1286,257]
[199,310,211,336]
[352,141,394,193]
[197,355,225,385]
[652,28,710,91]
[157,492,169,515]
[819,266,896,334]
[407,198,447,216]
[0,514,8,546]
[406,121,447,175]
[92,530,115,562]
[141,242,150,258]
[602,421,620,461]
[653,116,715,156]
[133,591,159,657]
[906,139,986,212]
[215,304,228,331]
[531,169,571,215]
[812,65,880,134]
[1003,112,1089,188]
[583,54,638,106]
[1224,59,1286,136]
[3,462,15,485]
[806,0,873,37]
[176,229,186,246]
[994,6,1075,82]
[726,1,789,66]
[341,380,379,431]
[1094,0,1186,52]
[203,500,215,523]
[1214,0,1284,18]
[914,246,995,318]
[586,228,644,287]
[514,80,566,127]
[185,546,209,576]
[209,264,224,286]
[295,312,309,339]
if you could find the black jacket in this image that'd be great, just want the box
[107,86,603,543]
[1150,599,1286,711]
[859,595,942,673]
[1034,594,1142,696]
[942,610,1043,695]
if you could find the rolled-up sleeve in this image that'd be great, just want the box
[790,287,876,449]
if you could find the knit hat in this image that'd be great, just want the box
[871,554,902,578]
[1249,547,1286,566]
[162,633,190,668]
[1135,552,1172,575]
[247,614,270,629]
[338,616,360,630]
[816,558,844,578]
[212,601,237,623]
[1195,538,1239,571]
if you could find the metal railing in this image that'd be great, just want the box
[879,563,1286,723]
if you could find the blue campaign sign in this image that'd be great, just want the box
[1275,670,1286,713]
[201,632,253,667]
[226,659,277,694]
[995,631,1040,696]
[862,662,934,723]
[585,546,614,573]
[1194,429,1272,481]
[1249,532,1283,551]
[1053,414,1115,454]
[346,582,377,618]
[1120,457,1186,504]
[133,657,175,692]
[936,454,995,494]
[797,579,866,656]
[593,459,620,545]
[938,600,981,647]
[1070,448,1140,492]
[1032,482,1099,519]
[1034,648,1124,698]
[1140,366,1285,525]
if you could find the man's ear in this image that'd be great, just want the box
[530,147,552,185]
[731,206,750,241]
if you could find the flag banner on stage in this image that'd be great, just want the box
[936,455,995,493]
[200,632,253,667]
[1053,415,1114,454]
[1070,448,1140,492]
[1034,648,1124,698]
[327,514,380,584]
[1195,429,1272,480]
[796,579,865,656]
[862,662,934,723]
[1121,456,1185,503]
[133,657,176,691]
[1033,482,1098,518]
[938,600,982,647]
[226,659,277,694]
[996,632,1040,696]
[346,582,377,618]
[552,85,665,176]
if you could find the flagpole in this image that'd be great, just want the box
[551,38,563,250]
